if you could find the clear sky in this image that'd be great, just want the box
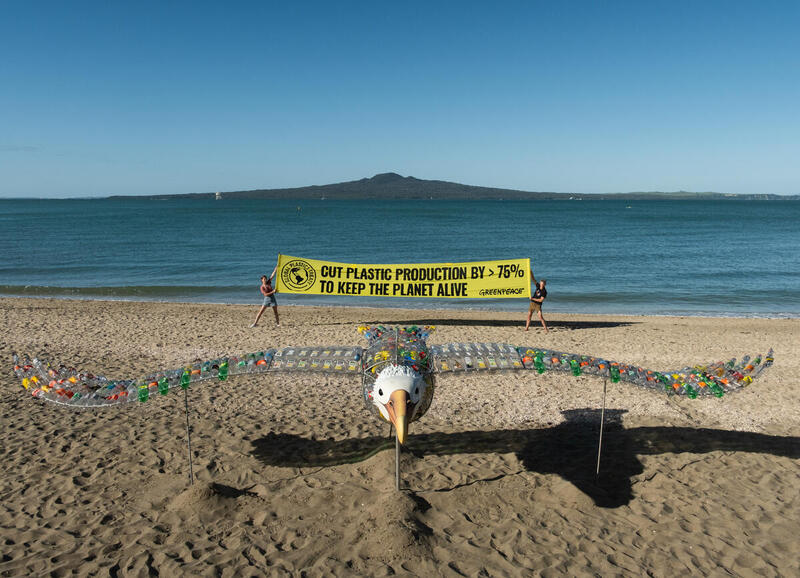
[2,1,798,197]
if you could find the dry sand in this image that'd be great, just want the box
[0,297,798,576]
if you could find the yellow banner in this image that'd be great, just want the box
[275,255,531,299]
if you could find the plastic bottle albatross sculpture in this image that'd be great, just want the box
[13,325,774,481]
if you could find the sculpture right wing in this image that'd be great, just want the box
[269,346,363,374]
[12,345,363,408]
[428,342,774,398]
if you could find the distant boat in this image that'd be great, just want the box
[215,192,222,200]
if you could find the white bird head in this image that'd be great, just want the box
[371,364,426,444]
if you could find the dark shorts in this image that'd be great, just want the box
[262,294,277,307]
[529,300,542,313]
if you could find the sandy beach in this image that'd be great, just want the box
[0,297,798,576]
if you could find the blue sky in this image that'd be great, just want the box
[1,1,798,197]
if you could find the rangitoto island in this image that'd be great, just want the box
[110,172,798,201]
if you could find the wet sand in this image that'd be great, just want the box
[1,297,798,576]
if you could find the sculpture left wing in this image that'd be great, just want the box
[429,343,525,371]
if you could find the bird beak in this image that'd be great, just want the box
[389,389,409,445]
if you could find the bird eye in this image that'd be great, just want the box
[378,389,383,396]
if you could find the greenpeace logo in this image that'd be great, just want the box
[478,288,524,296]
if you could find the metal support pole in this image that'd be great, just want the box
[184,387,194,486]
[596,378,607,478]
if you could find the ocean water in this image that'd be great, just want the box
[1,197,798,317]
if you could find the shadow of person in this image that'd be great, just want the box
[251,410,799,509]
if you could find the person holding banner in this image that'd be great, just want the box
[251,267,280,328]
[525,270,548,333]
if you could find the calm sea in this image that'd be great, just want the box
[1,197,798,317]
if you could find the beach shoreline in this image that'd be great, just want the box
[1,296,798,575]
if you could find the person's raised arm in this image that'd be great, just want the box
[268,265,277,281]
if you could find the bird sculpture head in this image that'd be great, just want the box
[359,325,437,445]
[371,364,427,444]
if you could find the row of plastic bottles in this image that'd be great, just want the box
[357,325,435,342]
[430,343,525,372]
[12,349,279,406]
[364,339,429,376]
[270,346,362,372]
[515,347,774,398]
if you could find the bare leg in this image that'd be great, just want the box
[251,305,267,327]
[272,306,280,326]
[538,310,549,333]
[525,308,533,331]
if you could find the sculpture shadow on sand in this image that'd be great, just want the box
[251,409,799,508]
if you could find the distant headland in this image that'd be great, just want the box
[109,172,797,200]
